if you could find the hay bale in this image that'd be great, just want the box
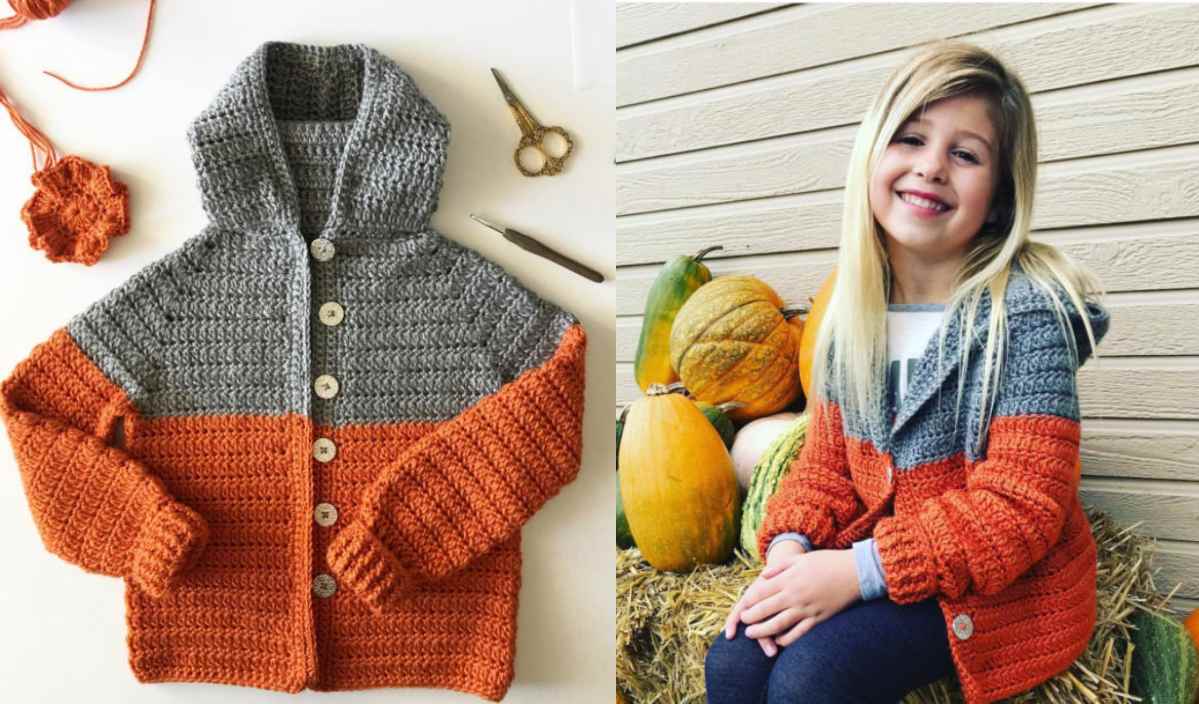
[616,508,1183,704]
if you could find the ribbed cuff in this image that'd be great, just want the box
[129,499,208,597]
[325,521,414,613]
[873,517,937,604]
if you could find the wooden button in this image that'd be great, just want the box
[319,302,344,326]
[314,502,338,527]
[313,438,336,463]
[314,374,339,400]
[313,573,337,598]
[310,238,335,262]
[952,613,974,640]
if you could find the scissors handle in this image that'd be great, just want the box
[515,124,575,177]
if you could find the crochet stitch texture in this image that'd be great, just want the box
[758,266,1110,704]
[0,41,586,701]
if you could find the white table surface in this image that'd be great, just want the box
[0,2,615,702]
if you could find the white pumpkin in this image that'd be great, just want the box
[730,412,801,490]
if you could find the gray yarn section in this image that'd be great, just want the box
[186,42,449,235]
[836,263,1109,470]
[67,41,578,425]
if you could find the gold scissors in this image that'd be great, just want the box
[490,68,574,177]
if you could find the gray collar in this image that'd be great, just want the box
[186,41,450,235]
[865,262,1110,443]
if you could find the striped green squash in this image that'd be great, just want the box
[1131,609,1199,704]
[738,413,809,561]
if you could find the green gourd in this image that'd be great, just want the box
[1130,609,1199,704]
[616,405,628,470]
[616,472,635,549]
[739,414,809,560]
[633,246,722,392]
[695,400,740,448]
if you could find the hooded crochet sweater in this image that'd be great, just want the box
[758,265,1109,704]
[0,42,586,701]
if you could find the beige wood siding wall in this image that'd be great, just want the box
[615,2,1199,615]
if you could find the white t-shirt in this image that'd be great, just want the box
[886,303,947,414]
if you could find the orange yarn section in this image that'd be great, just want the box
[0,328,209,598]
[126,413,528,698]
[21,155,130,265]
[2,323,586,701]
[0,0,68,29]
[326,323,587,613]
[0,79,57,171]
[0,81,131,265]
[759,403,1094,704]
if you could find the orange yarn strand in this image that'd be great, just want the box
[0,0,69,29]
[0,13,28,29]
[0,81,57,171]
[42,0,156,92]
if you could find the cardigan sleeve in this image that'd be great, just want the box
[326,265,586,613]
[872,307,1086,603]
[756,394,867,559]
[0,268,208,598]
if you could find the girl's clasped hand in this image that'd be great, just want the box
[723,543,862,657]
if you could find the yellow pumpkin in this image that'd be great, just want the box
[799,270,837,399]
[618,386,739,571]
[669,276,800,422]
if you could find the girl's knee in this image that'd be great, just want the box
[705,625,773,703]
[766,639,851,704]
[704,630,743,679]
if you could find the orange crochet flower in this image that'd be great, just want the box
[20,155,130,266]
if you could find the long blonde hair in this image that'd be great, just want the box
[808,40,1105,448]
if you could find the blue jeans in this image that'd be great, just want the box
[704,597,953,704]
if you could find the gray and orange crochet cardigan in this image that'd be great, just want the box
[758,265,1109,704]
[0,42,585,701]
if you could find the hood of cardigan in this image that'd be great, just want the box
[186,41,449,235]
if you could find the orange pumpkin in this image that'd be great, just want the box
[799,270,836,399]
[1186,607,1199,654]
[618,385,739,571]
[669,276,800,422]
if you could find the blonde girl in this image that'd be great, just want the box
[705,40,1109,704]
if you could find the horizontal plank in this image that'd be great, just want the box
[616,290,1199,366]
[618,4,1088,106]
[618,125,854,216]
[1152,539,1199,600]
[617,358,1199,420]
[1081,419,1199,482]
[1076,359,1199,420]
[618,68,1199,215]
[615,227,1199,315]
[617,4,1199,160]
[1080,478,1199,544]
[617,144,1199,265]
[1170,597,1199,619]
[615,3,782,49]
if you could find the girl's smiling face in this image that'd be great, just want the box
[870,94,1000,262]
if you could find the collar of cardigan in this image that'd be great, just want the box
[186,41,450,236]
[856,260,1110,443]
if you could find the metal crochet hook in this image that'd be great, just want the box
[470,214,603,283]
[490,68,575,177]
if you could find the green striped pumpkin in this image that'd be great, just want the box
[1131,609,1199,704]
[738,413,809,561]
